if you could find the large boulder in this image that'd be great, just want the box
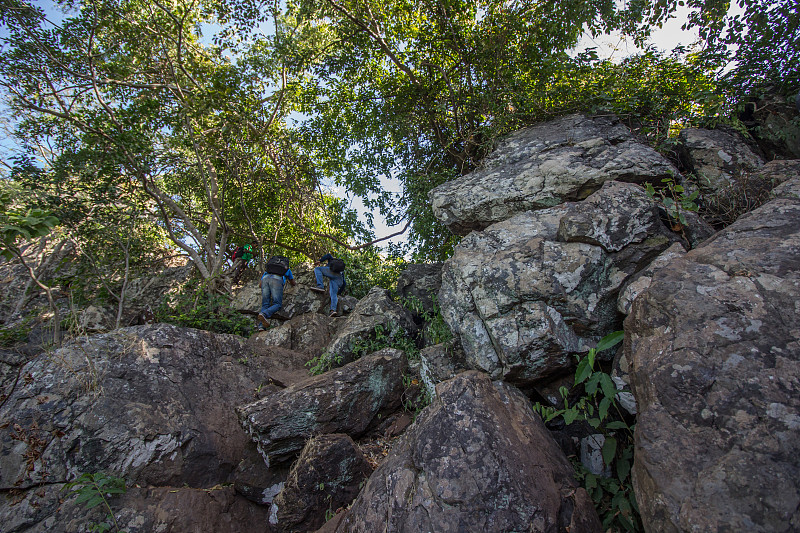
[237,348,407,466]
[3,484,272,533]
[626,177,800,531]
[395,263,443,318]
[0,323,277,531]
[323,287,417,366]
[333,371,602,532]
[678,127,764,192]
[429,114,678,234]
[272,434,372,532]
[439,181,678,385]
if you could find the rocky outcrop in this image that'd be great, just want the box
[439,180,678,385]
[0,323,276,531]
[323,287,417,366]
[626,177,800,531]
[237,348,407,466]
[429,114,678,234]
[678,127,764,191]
[272,434,372,532]
[395,263,443,317]
[333,371,602,532]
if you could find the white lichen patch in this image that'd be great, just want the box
[766,403,800,429]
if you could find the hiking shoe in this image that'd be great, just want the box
[257,314,270,329]
[329,310,339,318]
[311,286,325,293]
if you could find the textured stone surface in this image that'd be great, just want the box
[439,181,678,385]
[237,348,407,466]
[2,483,273,533]
[627,177,800,532]
[334,371,602,533]
[0,323,272,491]
[0,323,279,532]
[249,312,336,359]
[429,114,678,234]
[272,434,372,532]
[617,242,686,315]
[678,127,764,191]
[323,287,417,366]
[395,263,443,317]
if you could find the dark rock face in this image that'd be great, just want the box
[626,177,800,532]
[237,349,407,466]
[395,263,443,317]
[678,127,764,192]
[3,484,272,533]
[439,181,678,385]
[273,434,372,532]
[429,114,678,234]
[323,287,417,366]
[0,323,271,490]
[334,371,602,533]
[0,323,277,531]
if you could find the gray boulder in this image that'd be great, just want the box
[272,434,372,533]
[333,371,602,532]
[617,242,686,315]
[626,177,800,531]
[439,181,678,385]
[395,263,443,317]
[237,348,407,466]
[678,127,764,192]
[323,287,417,366]
[0,323,277,531]
[429,114,678,234]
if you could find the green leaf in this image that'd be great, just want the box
[600,373,618,400]
[605,421,629,430]
[602,436,617,466]
[596,330,624,352]
[616,457,632,482]
[599,396,612,420]
[574,357,593,386]
[563,408,580,425]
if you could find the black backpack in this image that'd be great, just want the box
[232,246,244,260]
[265,256,290,276]
[328,258,345,273]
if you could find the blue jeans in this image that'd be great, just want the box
[314,266,344,312]
[260,274,285,318]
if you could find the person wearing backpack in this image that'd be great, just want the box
[258,255,296,329]
[312,253,346,317]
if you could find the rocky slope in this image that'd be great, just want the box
[2,110,799,532]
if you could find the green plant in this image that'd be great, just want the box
[533,331,642,532]
[62,472,127,533]
[155,282,252,337]
[0,323,31,347]
[644,177,700,239]
[305,351,343,376]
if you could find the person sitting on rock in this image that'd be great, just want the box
[312,253,346,317]
[258,255,296,330]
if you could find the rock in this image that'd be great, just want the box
[237,348,408,466]
[678,127,764,192]
[740,91,800,159]
[429,114,678,234]
[0,323,278,531]
[0,323,274,491]
[701,158,800,227]
[249,312,336,359]
[78,305,116,333]
[333,371,602,532]
[272,434,372,532]
[419,339,468,385]
[617,242,686,315]
[2,483,273,533]
[439,181,678,385]
[395,263,443,318]
[626,177,800,531]
[581,434,611,477]
[323,287,417,366]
